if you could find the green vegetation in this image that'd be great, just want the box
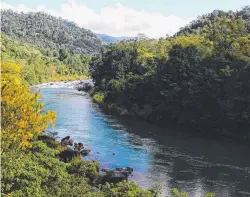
[1,33,89,84]
[4,6,243,197]
[0,39,216,197]
[90,6,250,138]
[93,92,105,104]
[1,10,102,55]
[1,9,104,84]
[0,62,162,197]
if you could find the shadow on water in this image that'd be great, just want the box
[39,87,250,197]
[101,112,250,197]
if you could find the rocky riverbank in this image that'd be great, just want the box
[32,79,92,88]
[30,79,94,94]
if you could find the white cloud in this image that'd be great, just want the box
[0,1,194,38]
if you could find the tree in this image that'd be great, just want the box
[59,48,69,61]
[1,62,56,151]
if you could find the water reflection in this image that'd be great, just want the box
[40,87,250,197]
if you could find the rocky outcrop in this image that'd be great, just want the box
[60,136,73,147]
[75,80,94,92]
[58,136,91,162]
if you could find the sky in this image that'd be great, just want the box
[1,0,249,38]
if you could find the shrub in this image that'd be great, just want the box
[67,157,100,182]
[93,92,105,104]
[100,181,157,197]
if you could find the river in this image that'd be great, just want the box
[37,83,250,197]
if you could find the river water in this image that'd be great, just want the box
[38,84,250,197]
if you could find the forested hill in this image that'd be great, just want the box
[1,10,102,55]
[176,6,250,36]
[90,6,250,139]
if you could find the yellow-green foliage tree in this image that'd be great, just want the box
[135,34,156,64]
[1,62,56,151]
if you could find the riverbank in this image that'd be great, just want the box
[1,74,162,196]
[31,80,249,197]
[37,84,249,197]
[36,80,250,141]
[88,88,250,142]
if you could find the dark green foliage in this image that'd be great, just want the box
[176,6,250,36]
[156,45,220,125]
[1,10,102,55]
[90,7,250,138]
[99,181,161,197]
[2,141,70,197]
[37,134,60,149]
[59,48,69,61]
[67,157,100,182]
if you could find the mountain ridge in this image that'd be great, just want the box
[1,10,102,55]
[96,33,135,43]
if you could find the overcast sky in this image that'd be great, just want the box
[1,0,249,38]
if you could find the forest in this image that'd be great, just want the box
[90,6,250,138]
[1,5,249,197]
[1,10,102,55]
[1,33,91,84]
[1,31,209,197]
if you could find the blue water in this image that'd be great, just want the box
[39,86,250,197]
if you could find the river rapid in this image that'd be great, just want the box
[35,81,250,197]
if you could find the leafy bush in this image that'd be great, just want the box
[100,181,160,197]
[93,92,105,104]
[1,142,69,197]
[67,157,100,182]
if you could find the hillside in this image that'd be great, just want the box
[176,6,250,36]
[1,33,90,84]
[97,33,134,43]
[1,10,102,55]
[90,6,250,138]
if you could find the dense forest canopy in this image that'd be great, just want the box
[90,6,250,138]
[1,33,90,84]
[175,6,250,36]
[1,10,102,55]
